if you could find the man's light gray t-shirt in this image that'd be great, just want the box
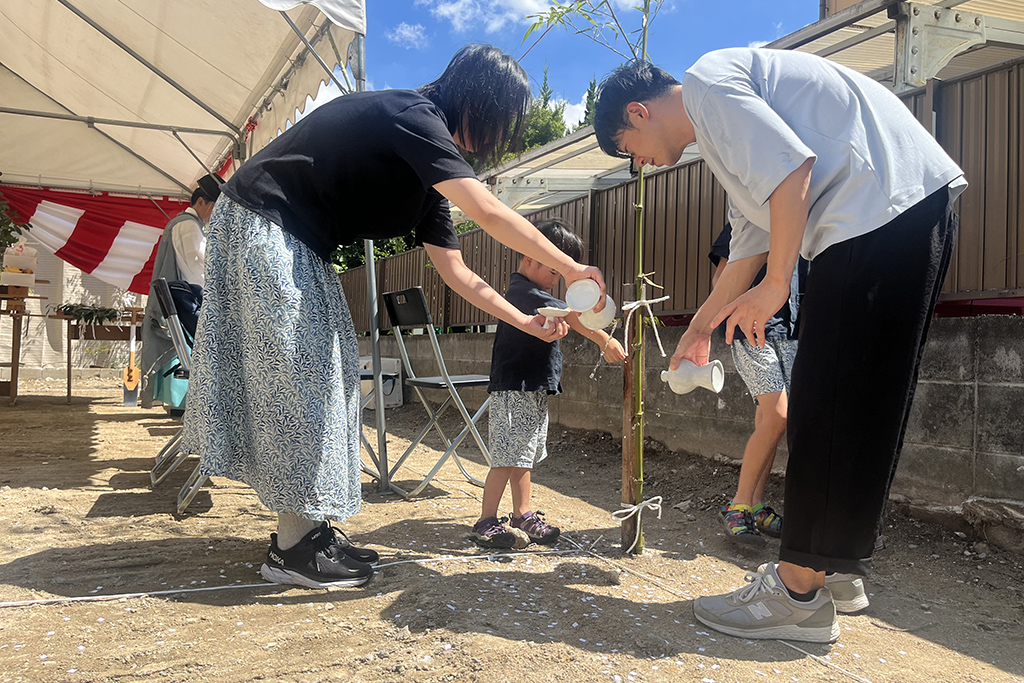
[680,48,966,261]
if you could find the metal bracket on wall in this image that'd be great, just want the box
[890,2,1024,92]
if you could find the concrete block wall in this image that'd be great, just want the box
[360,316,1024,550]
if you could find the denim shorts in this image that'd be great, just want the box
[731,337,798,403]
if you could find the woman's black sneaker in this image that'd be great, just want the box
[326,525,379,566]
[260,522,373,588]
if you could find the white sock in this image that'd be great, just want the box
[276,513,320,550]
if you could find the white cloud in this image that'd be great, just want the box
[423,0,549,34]
[750,21,786,48]
[561,91,590,129]
[386,22,429,49]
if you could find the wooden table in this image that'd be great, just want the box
[50,313,144,404]
[1,283,47,406]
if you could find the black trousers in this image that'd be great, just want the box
[780,187,958,575]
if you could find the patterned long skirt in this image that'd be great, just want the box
[181,196,362,522]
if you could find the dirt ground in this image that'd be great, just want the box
[1,377,1023,683]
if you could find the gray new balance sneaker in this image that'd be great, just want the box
[694,563,839,643]
[825,572,869,613]
[757,563,869,614]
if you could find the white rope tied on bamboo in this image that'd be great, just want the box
[611,495,663,553]
[590,293,672,380]
[620,294,671,357]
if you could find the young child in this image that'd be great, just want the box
[471,218,627,549]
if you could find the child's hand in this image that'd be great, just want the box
[603,338,627,363]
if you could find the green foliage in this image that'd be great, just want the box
[498,68,569,166]
[331,234,415,272]
[522,1,665,62]
[55,303,122,326]
[522,100,568,152]
[575,77,598,131]
[0,190,31,252]
[524,67,568,149]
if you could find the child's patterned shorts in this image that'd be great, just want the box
[731,337,798,403]
[488,390,549,468]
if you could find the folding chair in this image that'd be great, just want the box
[382,287,492,498]
[149,278,196,487]
[145,279,209,514]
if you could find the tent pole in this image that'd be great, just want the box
[54,0,238,133]
[364,239,388,491]
[279,12,349,94]
[0,107,236,139]
[346,31,387,490]
[173,132,214,175]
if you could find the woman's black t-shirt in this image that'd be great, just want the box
[222,90,477,260]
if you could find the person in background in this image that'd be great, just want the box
[182,45,606,590]
[708,223,805,548]
[472,219,627,549]
[594,49,964,642]
[140,172,222,410]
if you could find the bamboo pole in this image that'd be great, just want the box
[621,1,651,554]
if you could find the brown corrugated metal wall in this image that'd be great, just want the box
[341,57,1024,332]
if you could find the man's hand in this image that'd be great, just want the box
[712,278,789,347]
[521,313,570,341]
[603,338,627,363]
[670,329,712,370]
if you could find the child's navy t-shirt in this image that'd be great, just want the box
[488,273,565,395]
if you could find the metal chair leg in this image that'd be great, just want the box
[150,430,190,486]
[389,395,491,497]
[176,463,208,514]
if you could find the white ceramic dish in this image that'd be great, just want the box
[537,306,571,329]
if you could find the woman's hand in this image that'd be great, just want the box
[564,265,608,312]
[603,338,628,363]
[670,329,712,370]
[519,313,570,342]
[711,278,789,347]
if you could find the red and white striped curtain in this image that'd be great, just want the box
[1,186,188,295]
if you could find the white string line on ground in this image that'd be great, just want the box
[401,415,876,683]
[779,641,875,683]
[0,538,875,683]
[0,549,583,609]
[560,528,877,683]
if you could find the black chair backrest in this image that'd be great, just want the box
[152,278,177,321]
[168,281,202,343]
[152,278,202,347]
[383,287,433,329]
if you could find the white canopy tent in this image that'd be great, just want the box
[0,0,365,194]
[1,0,393,488]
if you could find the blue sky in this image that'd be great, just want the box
[351,1,819,127]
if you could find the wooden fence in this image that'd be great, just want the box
[340,57,1024,333]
